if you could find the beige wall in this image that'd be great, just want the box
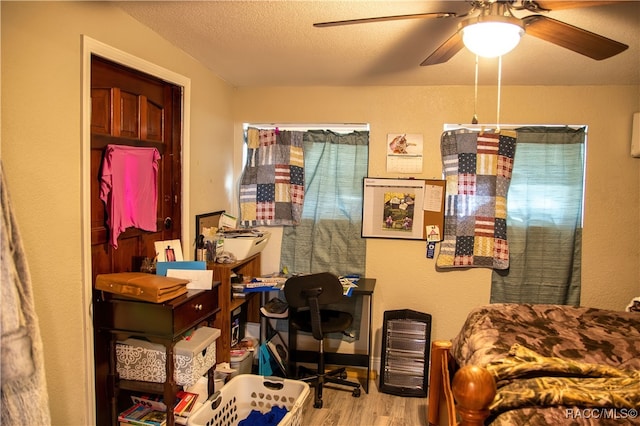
[2,1,639,425]
[232,84,640,352]
[2,2,234,424]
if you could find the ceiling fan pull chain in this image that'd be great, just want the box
[472,55,479,124]
[496,55,503,132]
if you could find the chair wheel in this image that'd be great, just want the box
[314,399,323,408]
[352,388,361,397]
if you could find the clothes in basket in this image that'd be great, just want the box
[239,407,288,426]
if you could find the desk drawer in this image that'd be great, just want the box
[173,290,218,334]
[96,290,219,338]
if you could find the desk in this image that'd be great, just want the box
[286,278,376,393]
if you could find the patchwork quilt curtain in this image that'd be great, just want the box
[239,128,305,227]
[436,129,517,269]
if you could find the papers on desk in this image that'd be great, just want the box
[155,261,213,290]
[340,276,359,297]
[243,284,283,293]
[232,275,286,294]
[243,278,285,293]
[167,269,213,290]
[232,274,357,295]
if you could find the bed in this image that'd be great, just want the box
[428,303,640,426]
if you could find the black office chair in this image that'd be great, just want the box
[284,272,362,408]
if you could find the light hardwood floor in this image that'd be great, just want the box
[301,380,429,426]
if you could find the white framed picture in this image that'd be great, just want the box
[154,239,184,262]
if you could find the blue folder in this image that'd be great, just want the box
[155,261,206,276]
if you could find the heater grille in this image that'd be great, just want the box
[379,309,432,397]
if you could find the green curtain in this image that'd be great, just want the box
[491,127,585,305]
[280,130,369,277]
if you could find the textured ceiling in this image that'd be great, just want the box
[116,0,640,87]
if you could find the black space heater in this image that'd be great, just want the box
[379,309,432,397]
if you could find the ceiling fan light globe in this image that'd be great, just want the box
[463,21,524,58]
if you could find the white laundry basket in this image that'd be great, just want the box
[187,375,309,426]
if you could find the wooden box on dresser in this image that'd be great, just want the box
[93,285,220,426]
[208,253,262,363]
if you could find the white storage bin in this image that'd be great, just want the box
[223,232,270,260]
[229,350,252,378]
[116,326,220,387]
[187,375,309,426]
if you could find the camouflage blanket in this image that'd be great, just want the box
[487,345,640,419]
[451,304,640,369]
[450,304,640,425]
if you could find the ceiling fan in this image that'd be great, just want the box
[313,0,629,66]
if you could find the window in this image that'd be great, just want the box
[281,129,369,276]
[240,125,369,277]
[491,126,586,305]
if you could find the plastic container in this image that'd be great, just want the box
[229,350,252,378]
[116,327,220,387]
[187,375,309,426]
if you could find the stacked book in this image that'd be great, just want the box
[118,391,199,426]
[118,404,166,426]
[232,275,287,299]
[172,390,200,425]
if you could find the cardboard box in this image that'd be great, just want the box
[116,327,220,387]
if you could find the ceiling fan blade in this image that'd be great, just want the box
[533,1,626,11]
[313,12,455,28]
[522,15,628,60]
[420,30,465,66]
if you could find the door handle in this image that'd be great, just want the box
[164,217,172,230]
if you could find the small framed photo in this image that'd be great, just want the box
[154,239,184,262]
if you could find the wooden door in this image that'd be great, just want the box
[90,55,182,424]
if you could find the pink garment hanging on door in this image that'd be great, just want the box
[100,144,161,248]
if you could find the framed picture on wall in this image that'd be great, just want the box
[362,177,426,240]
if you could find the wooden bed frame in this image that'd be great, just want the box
[427,341,496,426]
[426,304,640,426]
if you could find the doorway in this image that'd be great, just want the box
[91,54,183,424]
[82,36,191,424]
